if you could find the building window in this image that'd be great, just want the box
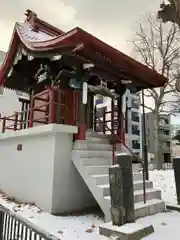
[164,130,170,135]
[131,112,140,122]
[132,125,140,135]
[132,140,140,149]
[132,99,140,109]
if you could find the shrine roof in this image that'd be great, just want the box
[0,9,167,90]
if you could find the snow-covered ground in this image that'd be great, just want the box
[0,169,180,240]
[149,170,177,204]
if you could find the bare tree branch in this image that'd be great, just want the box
[131,13,180,169]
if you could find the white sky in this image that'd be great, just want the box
[0,0,179,124]
[0,0,162,53]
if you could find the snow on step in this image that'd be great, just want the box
[74,141,112,151]
[81,158,112,166]
[85,137,109,143]
[98,180,153,196]
[72,149,112,158]
[86,131,110,139]
[92,172,143,185]
[135,199,166,218]
[104,188,161,204]
[85,165,110,175]
[72,129,165,222]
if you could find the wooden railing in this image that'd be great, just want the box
[93,104,143,164]
[94,104,125,142]
[92,107,147,203]
[0,87,72,133]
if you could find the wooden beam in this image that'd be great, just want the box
[75,46,159,88]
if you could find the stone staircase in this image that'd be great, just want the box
[72,129,165,221]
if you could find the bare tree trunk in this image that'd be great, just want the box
[153,110,163,170]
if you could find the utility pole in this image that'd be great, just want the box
[142,90,149,181]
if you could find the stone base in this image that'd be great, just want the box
[166,204,180,212]
[99,222,154,240]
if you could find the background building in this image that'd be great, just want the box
[171,124,180,137]
[143,112,172,163]
[95,89,142,156]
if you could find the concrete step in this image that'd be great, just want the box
[98,180,153,196]
[72,150,112,159]
[81,158,112,166]
[135,199,166,219]
[133,172,143,181]
[92,172,143,186]
[132,163,142,172]
[74,141,112,151]
[134,189,161,203]
[133,180,153,191]
[86,131,110,139]
[104,188,161,204]
[92,174,109,185]
[104,199,165,221]
[85,137,109,144]
[85,166,110,175]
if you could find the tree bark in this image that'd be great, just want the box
[153,110,163,170]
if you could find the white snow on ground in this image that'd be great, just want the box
[0,169,180,239]
[149,170,177,204]
[137,211,180,240]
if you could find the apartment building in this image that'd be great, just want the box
[171,124,180,137]
[95,89,142,155]
[144,112,172,163]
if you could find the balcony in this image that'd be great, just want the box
[162,144,171,152]
[159,134,171,141]
[159,122,170,129]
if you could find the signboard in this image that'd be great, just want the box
[82,82,88,104]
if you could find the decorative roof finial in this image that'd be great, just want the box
[25,9,38,31]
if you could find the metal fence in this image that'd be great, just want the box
[0,204,60,240]
[149,162,173,171]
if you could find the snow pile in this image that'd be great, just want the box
[149,170,177,204]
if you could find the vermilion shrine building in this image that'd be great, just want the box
[0,10,167,221]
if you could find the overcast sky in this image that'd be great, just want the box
[0,0,162,52]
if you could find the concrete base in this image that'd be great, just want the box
[166,204,180,212]
[99,222,154,240]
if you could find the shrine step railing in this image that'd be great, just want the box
[0,87,74,133]
[91,105,147,203]
[0,204,59,240]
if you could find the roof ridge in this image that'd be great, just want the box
[24,9,64,36]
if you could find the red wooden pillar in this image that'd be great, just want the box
[48,87,55,123]
[117,85,125,145]
[73,90,78,125]
[28,91,34,128]
[2,117,6,133]
[14,112,18,131]
[76,90,87,140]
